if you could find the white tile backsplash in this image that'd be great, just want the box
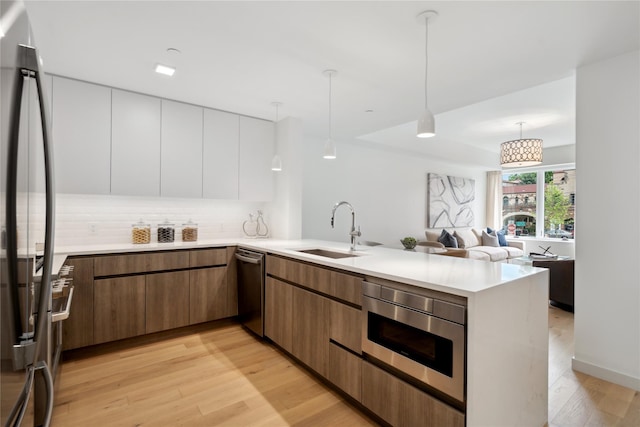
[53,193,269,246]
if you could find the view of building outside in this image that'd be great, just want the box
[502,169,575,239]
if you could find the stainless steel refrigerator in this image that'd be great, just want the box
[1,0,56,425]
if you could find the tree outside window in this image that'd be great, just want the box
[544,184,571,230]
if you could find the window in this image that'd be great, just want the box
[502,168,575,239]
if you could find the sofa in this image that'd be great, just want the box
[422,227,524,262]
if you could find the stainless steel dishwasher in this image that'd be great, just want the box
[235,248,265,337]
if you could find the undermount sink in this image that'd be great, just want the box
[294,248,359,259]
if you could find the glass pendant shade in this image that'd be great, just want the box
[271,154,282,171]
[323,138,336,159]
[417,108,435,138]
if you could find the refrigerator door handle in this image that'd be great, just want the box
[16,44,56,368]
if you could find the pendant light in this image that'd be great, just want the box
[500,122,543,168]
[270,101,282,172]
[416,10,438,138]
[323,69,337,159]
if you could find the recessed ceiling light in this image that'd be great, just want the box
[365,109,374,113]
[166,48,181,54]
[155,63,175,76]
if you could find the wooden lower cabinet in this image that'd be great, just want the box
[189,266,229,324]
[328,342,362,402]
[362,361,464,427]
[146,271,190,333]
[94,275,146,344]
[264,277,293,353]
[291,286,330,378]
[62,257,94,350]
[329,300,361,354]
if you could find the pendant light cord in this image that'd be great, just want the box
[424,15,429,110]
[328,73,333,139]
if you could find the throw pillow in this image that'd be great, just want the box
[437,229,458,248]
[496,229,508,247]
[425,229,441,242]
[481,230,500,247]
[453,228,480,249]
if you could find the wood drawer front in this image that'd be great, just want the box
[94,253,147,276]
[362,361,403,426]
[329,301,362,354]
[146,250,189,272]
[266,255,299,283]
[299,263,333,295]
[266,256,333,295]
[332,271,362,306]
[190,248,227,268]
[362,361,464,427]
[328,342,362,402]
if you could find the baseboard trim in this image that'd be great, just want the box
[572,357,640,391]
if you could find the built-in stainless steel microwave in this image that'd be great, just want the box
[362,281,466,404]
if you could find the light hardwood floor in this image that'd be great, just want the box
[53,308,639,426]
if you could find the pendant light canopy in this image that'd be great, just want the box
[500,122,543,168]
[417,10,438,138]
[323,69,337,159]
[271,101,282,172]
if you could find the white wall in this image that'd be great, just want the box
[301,137,487,247]
[270,117,303,239]
[574,49,640,390]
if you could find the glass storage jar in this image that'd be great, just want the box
[131,220,151,244]
[157,220,175,243]
[182,220,198,242]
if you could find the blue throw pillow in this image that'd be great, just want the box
[438,229,459,248]
[496,229,508,247]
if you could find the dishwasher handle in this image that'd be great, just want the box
[235,252,263,264]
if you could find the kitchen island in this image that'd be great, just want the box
[55,238,549,427]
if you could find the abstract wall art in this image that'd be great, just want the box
[427,173,475,228]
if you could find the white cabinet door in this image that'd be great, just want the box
[238,116,274,201]
[111,89,161,196]
[51,76,111,194]
[203,109,239,199]
[160,100,203,198]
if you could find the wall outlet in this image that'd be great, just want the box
[88,223,98,235]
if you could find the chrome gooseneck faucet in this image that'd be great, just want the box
[331,201,361,251]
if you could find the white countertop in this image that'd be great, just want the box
[55,238,544,298]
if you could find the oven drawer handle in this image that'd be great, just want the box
[52,285,74,323]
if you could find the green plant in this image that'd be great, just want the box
[401,237,417,249]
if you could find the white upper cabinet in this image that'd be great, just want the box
[203,109,239,199]
[51,76,111,194]
[239,116,274,201]
[160,100,203,198]
[111,89,161,196]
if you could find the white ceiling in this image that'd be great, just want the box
[24,1,640,168]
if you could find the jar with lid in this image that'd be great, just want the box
[182,220,198,242]
[131,220,151,244]
[157,220,175,243]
